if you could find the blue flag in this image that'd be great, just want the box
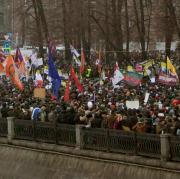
[48,54,61,99]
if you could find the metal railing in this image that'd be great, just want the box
[0,118,180,162]
[108,129,136,154]
[56,123,76,146]
[14,119,76,146]
[14,119,34,140]
[0,118,8,137]
[136,133,161,158]
[82,128,109,151]
[82,128,161,158]
[170,136,180,162]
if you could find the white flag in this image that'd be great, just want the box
[112,69,124,88]
[70,45,80,58]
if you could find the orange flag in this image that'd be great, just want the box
[6,55,24,91]
[18,60,26,76]
[6,55,15,78]
[12,74,24,91]
[0,63,4,73]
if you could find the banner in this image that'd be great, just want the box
[126,100,139,109]
[158,74,179,86]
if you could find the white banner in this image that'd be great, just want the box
[144,92,150,103]
[126,100,139,109]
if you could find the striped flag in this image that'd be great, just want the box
[124,71,143,87]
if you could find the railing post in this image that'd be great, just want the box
[134,132,137,155]
[7,117,15,143]
[55,120,58,144]
[76,125,85,149]
[106,129,110,152]
[160,134,171,161]
[33,120,36,141]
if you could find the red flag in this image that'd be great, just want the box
[80,48,85,73]
[64,81,70,102]
[71,66,83,92]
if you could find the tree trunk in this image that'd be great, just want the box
[105,0,110,64]
[133,0,146,60]
[87,0,91,63]
[145,0,152,52]
[139,0,146,60]
[32,0,44,57]
[165,2,173,57]
[125,0,130,59]
[62,0,72,62]
[36,0,49,44]
[117,0,124,62]
[166,0,180,39]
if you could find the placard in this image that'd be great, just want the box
[126,100,139,109]
[144,92,150,103]
[34,88,46,99]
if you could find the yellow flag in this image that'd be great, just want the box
[127,66,134,72]
[144,60,154,70]
[167,57,176,75]
[161,62,166,69]
[143,59,154,76]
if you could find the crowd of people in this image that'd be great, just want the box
[0,51,180,136]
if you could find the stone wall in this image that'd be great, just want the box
[0,138,179,179]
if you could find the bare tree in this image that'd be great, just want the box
[133,0,147,60]
[62,0,72,62]
[32,0,44,57]
[166,0,180,39]
[164,0,174,57]
[124,0,130,58]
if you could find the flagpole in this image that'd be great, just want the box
[80,40,82,78]
[166,56,168,75]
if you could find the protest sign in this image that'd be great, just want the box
[144,92,150,103]
[126,100,139,109]
[34,88,46,99]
